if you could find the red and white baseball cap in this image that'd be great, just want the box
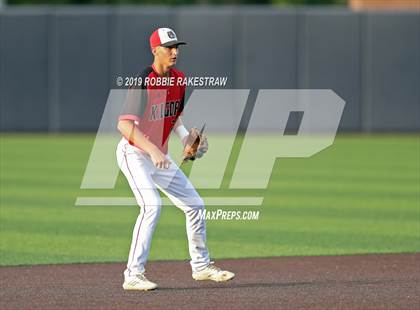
[149,28,187,49]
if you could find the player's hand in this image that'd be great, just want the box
[149,148,171,169]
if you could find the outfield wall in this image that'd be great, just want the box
[0,6,419,132]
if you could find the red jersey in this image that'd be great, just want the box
[119,65,186,154]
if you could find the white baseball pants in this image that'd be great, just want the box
[116,138,210,277]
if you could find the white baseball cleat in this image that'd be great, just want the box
[192,262,235,282]
[122,274,158,291]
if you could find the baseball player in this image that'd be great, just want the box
[116,28,234,291]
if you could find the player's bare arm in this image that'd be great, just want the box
[173,118,189,146]
[117,119,170,169]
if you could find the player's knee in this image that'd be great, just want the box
[190,196,204,210]
[136,195,162,211]
[144,205,162,221]
[144,195,162,209]
[142,198,162,219]
[197,197,205,209]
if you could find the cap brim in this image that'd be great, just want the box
[161,40,187,47]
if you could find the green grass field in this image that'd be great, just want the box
[1,134,419,266]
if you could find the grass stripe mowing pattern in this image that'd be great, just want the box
[0,134,419,266]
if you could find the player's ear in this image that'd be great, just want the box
[151,47,158,56]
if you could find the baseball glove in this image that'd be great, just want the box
[181,125,208,164]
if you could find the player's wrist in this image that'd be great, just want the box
[174,124,189,142]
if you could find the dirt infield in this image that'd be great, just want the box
[1,253,419,309]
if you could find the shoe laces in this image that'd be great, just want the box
[207,262,222,273]
[134,273,149,282]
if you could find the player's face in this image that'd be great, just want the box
[154,45,179,68]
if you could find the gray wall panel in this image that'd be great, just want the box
[114,7,173,79]
[55,10,110,131]
[175,7,235,88]
[240,8,298,89]
[368,13,420,131]
[0,13,49,131]
[0,7,418,132]
[302,11,362,131]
